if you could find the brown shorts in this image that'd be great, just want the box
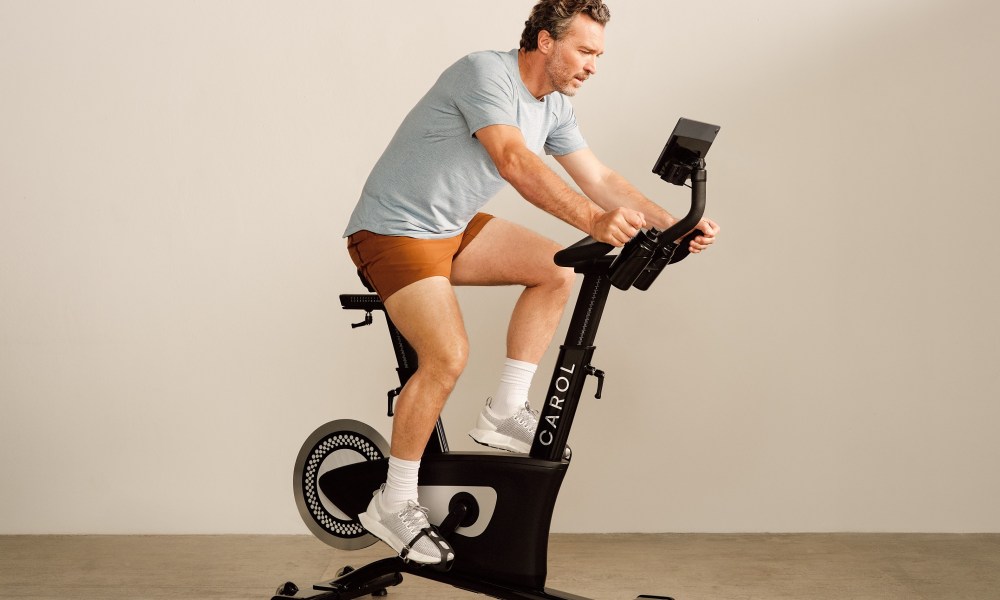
[346,213,494,300]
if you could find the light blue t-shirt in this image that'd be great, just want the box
[344,49,588,239]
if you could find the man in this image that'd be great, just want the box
[344,0,719,565]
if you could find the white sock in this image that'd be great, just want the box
[381,456,420,509]
[488,358,537,417]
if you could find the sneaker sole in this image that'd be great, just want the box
[468,428,530,453]
[358,509,445,565]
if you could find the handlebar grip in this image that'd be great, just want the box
[608,228,660,290]
[555,166,707,278]
[631,229,702,290]
[553,236,614,267]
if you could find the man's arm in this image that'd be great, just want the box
[555,147,719,252]
[475,124,645,247]
[555,147,674,228]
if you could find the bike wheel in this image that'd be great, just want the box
[293,419,389,550]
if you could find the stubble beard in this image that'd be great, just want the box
[545,54,585,97]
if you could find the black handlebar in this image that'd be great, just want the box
[554,164,707,290]
[552,236,614,267]
[553,117,719,290]
[653,166,707,247]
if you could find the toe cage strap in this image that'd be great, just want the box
[400,527,455,569]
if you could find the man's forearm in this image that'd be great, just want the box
[498,148,604,234]
[584,170,675,231]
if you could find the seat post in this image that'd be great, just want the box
[340,293,448,454]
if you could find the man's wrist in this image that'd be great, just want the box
[586,207,605,237]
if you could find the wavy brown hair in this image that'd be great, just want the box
[519,0,611,51]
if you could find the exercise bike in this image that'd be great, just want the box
[273,117,720,600]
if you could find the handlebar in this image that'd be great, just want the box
[553,165,707,291]
[552,236,614,268]
[553,116,719,289]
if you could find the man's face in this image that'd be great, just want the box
[543,14,605,97]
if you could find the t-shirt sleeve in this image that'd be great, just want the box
[544,98,588,156]
[452,55,519,136]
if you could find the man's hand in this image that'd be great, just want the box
[686,218,720,254]
[590,207,646,246]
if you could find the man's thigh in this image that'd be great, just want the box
[383,276,468,359]
[451,217,565,287]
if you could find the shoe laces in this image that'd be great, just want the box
[398,500,431,533]
[514,402,539,428]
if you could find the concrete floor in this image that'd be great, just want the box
[1,534,998,600]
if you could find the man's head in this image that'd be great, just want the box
[520,0,611,53]
[520,0,611,97]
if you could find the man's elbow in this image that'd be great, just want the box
[493,152,524,184]
[494,148,534,184]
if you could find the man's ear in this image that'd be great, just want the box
[537,30,554,53]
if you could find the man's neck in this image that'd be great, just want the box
[518,48,552,100]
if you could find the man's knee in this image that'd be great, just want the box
[543,241,575,294]
[554,263,575,292]
[422,338,469,386]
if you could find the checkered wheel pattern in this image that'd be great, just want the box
[302,432,384,538]
[293,419,390,550]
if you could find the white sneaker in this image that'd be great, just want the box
[468,399,538,453]
[358,486,455,566]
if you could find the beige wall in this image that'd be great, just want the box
[1,0,998,534]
